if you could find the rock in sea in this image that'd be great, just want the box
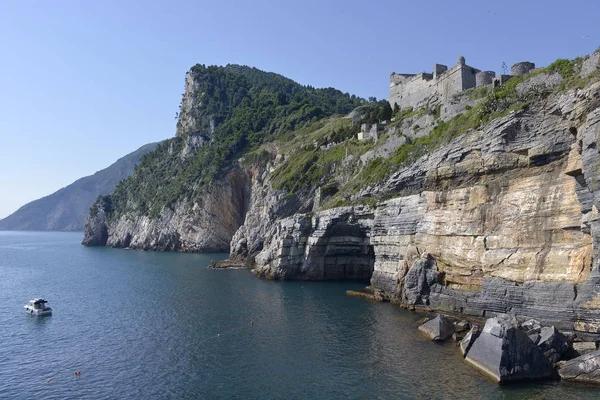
[463,316,557,383]
[418,314,454,342]
[559,350,600,384]
[537,326,569,363]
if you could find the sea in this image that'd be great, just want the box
[1,231,599,399]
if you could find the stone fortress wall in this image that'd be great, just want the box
[389,56,535,112]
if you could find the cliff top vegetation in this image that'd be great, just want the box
[94,64,364,218]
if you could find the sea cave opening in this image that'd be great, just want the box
[319,221,375,283]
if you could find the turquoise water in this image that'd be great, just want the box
[1,231,599,399]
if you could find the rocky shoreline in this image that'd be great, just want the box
[222,80,600,337]
[207,259,253,270]
[416,312,600,385]
[81,51,600,387]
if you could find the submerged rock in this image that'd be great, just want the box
[207,259,252,269]
[559,350,600,384]
[464,317,557,383]
[418,314,455,342]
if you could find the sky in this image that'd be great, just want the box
[0,0,599,219]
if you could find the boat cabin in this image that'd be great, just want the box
[24,298,52,315]
[28,299,49,310]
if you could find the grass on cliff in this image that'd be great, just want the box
[345,103,487,191]
[110,55,599,219]
[270,117,376,194]
[336,54,600,203]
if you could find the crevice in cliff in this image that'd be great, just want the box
[495,249,517,269]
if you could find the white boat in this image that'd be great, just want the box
[24,298,52,316]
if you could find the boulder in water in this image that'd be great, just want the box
[559,350,600,384]
[464,316,557,383]
[537,326,569,363]
[418,314,455,342]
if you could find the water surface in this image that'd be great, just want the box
[0,232,598,399]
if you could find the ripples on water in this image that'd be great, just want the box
[1,231,599,399]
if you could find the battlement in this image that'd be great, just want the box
[389,56,483,110]
[389,57,535,112]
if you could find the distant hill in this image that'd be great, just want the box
[0,142,160,231]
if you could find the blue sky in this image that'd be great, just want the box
[0,0,598,218]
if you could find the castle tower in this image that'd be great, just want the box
[476,71,496,87]
[510,62,535,76]
[433,64,448,79]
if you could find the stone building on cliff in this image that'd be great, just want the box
[388,56,536,112]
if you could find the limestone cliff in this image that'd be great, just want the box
[83,166,251,252]
[228,59,600,334]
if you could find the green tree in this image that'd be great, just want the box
[100,64,365,218]
[378,102,393,122]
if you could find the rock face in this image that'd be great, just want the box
[559,350,600,384]
[230,81,600,334]
[403,253,440,306]
[0,142,158,231]
[253,206,374,281]
[418,314,455,341]
[81,203,108,246]
[573,342,597,356]
[83,167,251,252]
[581,52,600,78]
[463,317,557,383]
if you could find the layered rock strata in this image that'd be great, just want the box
[232,82,600,334]
[559,350,600,384]
[253,207,374,281]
